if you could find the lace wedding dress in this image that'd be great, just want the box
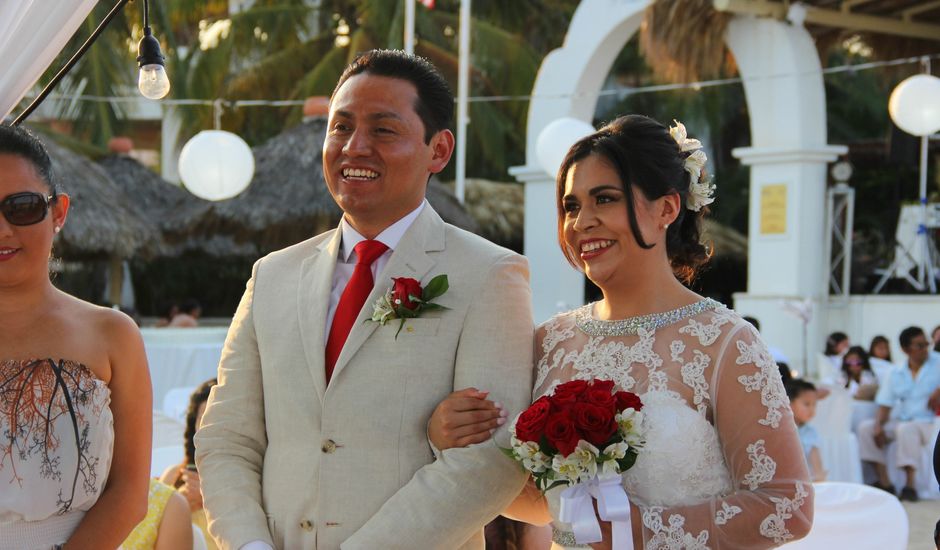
[535,300,812,549]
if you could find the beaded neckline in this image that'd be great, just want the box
[574,298,721,337]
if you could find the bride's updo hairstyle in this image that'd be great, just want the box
[555,114,711,283]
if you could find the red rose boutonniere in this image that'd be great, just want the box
[369,274,449,338]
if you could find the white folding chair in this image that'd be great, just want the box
[163,386,196,424]
[811,388,863,483]
[779,482,908,549]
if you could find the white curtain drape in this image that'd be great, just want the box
[0,0,100,119]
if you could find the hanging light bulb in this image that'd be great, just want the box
[136,0,170,99]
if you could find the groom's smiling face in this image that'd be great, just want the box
[323,73,453,238]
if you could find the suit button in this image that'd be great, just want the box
[299,519,314,531]
[321,439,337,453]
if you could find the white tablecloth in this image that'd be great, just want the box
[142,328,227,407]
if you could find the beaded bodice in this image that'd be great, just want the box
[536,302,812,549]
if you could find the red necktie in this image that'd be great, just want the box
[325,239,389,383]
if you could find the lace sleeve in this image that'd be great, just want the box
[636,323,813,549]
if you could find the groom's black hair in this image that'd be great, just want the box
[331,49,453,144]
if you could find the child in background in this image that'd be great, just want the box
[787,379,827,482]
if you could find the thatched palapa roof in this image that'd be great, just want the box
[97,154,211,234]
[211,118,478,252]
[641,0,940,82]
[95,155,249,258]
[44,138,158,259]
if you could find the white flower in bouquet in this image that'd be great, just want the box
[552,441,599,484]
[603,441,629,460]
[512,439,551,473]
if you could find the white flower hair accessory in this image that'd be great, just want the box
[669,120,715,212]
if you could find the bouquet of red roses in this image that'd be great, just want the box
[503,378,645,492]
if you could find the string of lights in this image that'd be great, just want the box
[23,51,940,111]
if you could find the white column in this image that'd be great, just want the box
[161,104,183,184]
[454,0,469,203]
[725,17,847,379]
[404,0,415,54]
[509,165,584,323]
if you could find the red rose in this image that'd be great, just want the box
[572,402,618,446]
[544,411,581,456]
[591,379,615,393]
[585,387,617,412]
[514,396,552,443]
[551,391,578,412]
[391,277,423,310]
[555,379,590,398]
[615,391,643,412]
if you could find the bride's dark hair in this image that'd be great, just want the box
[554,114,711,283]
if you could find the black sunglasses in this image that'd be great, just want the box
[1,192,57,226]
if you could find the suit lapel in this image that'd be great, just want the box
[329,206,446,384]
[297,229,342,401]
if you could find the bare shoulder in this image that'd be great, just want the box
[56,291,145,363]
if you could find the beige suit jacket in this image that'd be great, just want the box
[195,206,533,550]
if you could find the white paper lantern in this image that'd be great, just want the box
[536,117,596,177]
[178,130,255,201]
[888,74,940,137]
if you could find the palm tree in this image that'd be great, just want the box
[24,1,562,182]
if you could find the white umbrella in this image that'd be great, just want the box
[0,0,99,119]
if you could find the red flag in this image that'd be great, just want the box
[419,0,435,8]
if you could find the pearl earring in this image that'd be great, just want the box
[54,226,61,234]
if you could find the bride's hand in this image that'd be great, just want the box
[428,388,507,450]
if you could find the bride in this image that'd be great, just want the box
[429,115,812,548]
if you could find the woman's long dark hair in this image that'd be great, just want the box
[868,335,892,362]
[824,332,848,356]
[841,346,872,386]
[178,378,217,487]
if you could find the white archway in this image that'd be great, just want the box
[510,0,847,376]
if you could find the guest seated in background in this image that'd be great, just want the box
[818,331,850,385]
[788,379,827,482]
[168,299,202,328]
[840,346,878,400]
[160,379,217,550]
[484,516,550,550]
[123,479,193,550]
[858,326,940,501]
[932,325,940,354]
[154,302,179,328]
[868,335,895,384]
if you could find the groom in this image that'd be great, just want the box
[195,49,533,550]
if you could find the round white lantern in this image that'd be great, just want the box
[178,130,255,201]
[888,74,940,137]
[536,117,596,178]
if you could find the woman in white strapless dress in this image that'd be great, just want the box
[429,115,812,548]
[0,125,152,549]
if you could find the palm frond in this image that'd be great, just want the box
[640,0,733,82]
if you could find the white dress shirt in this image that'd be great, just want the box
[239,201,425,550]
[324,200,426,340]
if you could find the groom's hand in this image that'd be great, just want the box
[428,388,507,450]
